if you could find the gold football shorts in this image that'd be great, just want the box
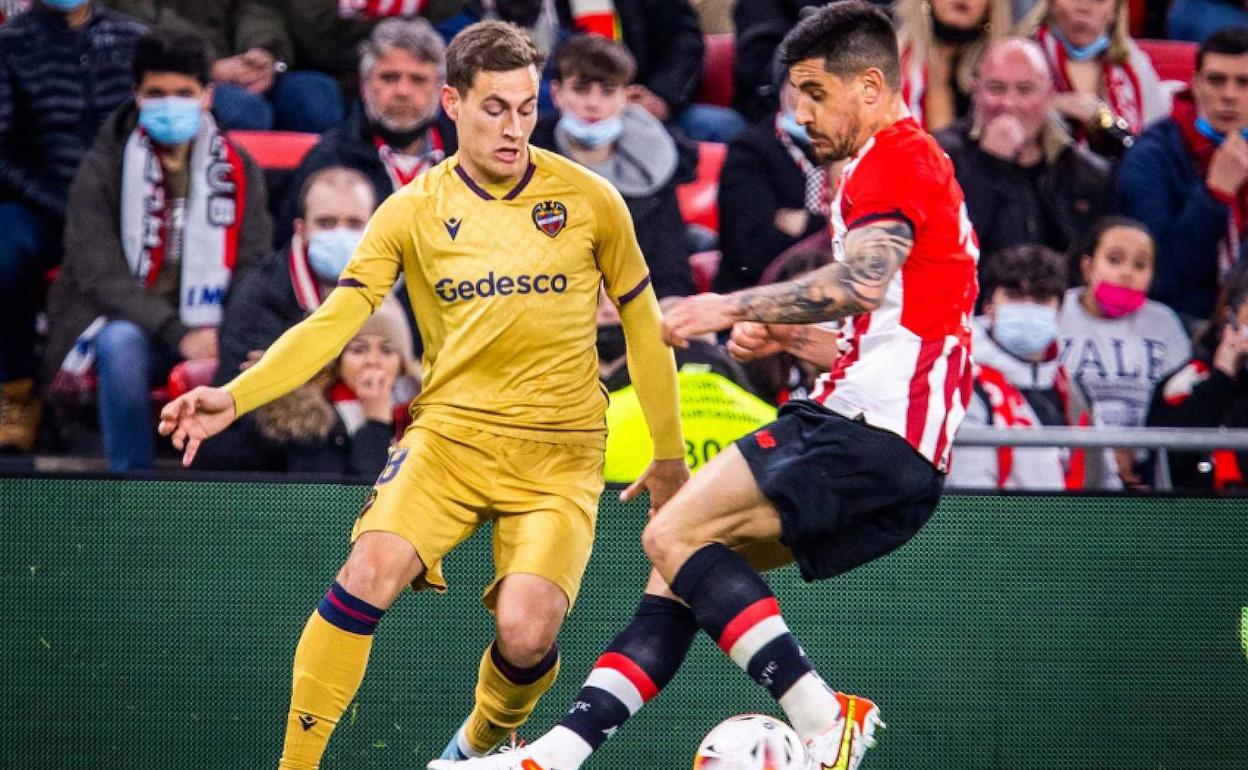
[351,419,604,611]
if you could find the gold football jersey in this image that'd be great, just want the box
[337,146,652,447]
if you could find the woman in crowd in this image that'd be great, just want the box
[1058,217,1191,484]
[1020,0,1169,156]
[252,297,417,476]
[1147,261,1248,491]
[894,0,1012,132]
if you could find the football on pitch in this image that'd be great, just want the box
[692,713,807,770]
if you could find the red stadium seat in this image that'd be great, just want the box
[676,141,728,233]
[689,250,722,293]
[1138,39,1198,84]
[226,130,319,170]
[165,358,219,401]
[696,34,735,108]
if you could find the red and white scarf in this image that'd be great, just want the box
[339,0,619,38]
[1035,24,1146,134]
[900,43,929,130]
[1173,90,1247,281]
[120,112,245,328]
[288,236,332,313]
[59,112,245,378]
[338,0,426,17]
[975,357,1091,489]
[374,128,444,191]
[774,112,829,217]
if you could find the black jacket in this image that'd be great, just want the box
[213,244,313,385]
[278,103,458,244]
[714,120,827,293]
[531,114,696,298]
[0,4,146,217]
[1146,353,1248,491]
[935,118,1113,266]
[616,0,704,114]
[1116,115,1240,321]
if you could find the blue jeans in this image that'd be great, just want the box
[673,103,748,144]
[94,320,176,472]
[0,201,60,382]
[212,71,345,133]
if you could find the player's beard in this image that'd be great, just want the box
[366,102,439,147]
[811,117,862,163]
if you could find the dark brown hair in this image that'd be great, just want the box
[777,0,901,90]
[553,34,636,86]
[982,243,1068,303]
[445,20,544,93]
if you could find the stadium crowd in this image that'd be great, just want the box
[2,0,1248,491]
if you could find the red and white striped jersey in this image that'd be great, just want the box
[809,117,978,472]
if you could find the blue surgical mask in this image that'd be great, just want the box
[138,96,203,147]
[779,110,810,145]
[42,0,89,11]
[558,113,623,149]
[993,302,1058,358]
[1194,115,1248,145]
[1053,28,1111,61]
[306,227,364,282]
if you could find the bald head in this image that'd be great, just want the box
[974,37,1054,148]
[979,37,1052,88]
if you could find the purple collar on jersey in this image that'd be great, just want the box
[454,161,536,201]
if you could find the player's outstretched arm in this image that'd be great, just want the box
[220,288,375,416]
[662,219,915,346]
[616,285,689,514]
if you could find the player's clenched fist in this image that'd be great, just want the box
[157,386,237,467]
[661,293,738,348]
[727,322,785,362]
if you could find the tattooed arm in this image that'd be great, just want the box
[662,219,915,347]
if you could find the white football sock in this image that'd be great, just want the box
[525,726,595,769]
[778,671,842,740]
[456,726,486,759]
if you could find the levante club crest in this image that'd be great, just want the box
[532,200,567,238]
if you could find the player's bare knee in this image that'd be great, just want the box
[642,515,687,574]
[495,612,559,667]
[336,537,423,608]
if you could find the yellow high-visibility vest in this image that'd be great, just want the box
[604,364,777,483]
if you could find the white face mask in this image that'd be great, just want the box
[306,227,365,282]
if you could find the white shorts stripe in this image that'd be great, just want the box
[584,668,644,715]
[727,615,790,669]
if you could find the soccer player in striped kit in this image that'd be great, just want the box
[432,3,979,769]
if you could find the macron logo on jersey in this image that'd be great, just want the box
[435,270,569,303]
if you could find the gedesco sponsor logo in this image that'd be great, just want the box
[435,271,569,302]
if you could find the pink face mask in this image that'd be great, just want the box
[1093,282,1147,318]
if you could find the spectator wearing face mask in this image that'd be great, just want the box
[215,167,376,386]
[1059,217,1191,484]
[714,76,830,293]
[278,18,455,245]
[1116,27,1248,324]
[1019,0,1169,157]
[40,29,271,471]
[1147,260,1248,491]
[532,33,695,298]
[947,243,1118,490]
[894,0,1012,134]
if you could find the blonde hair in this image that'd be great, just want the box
[1017,0,1132,65]
[893,0,1013,96]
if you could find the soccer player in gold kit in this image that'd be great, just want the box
[158,21,686,770]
